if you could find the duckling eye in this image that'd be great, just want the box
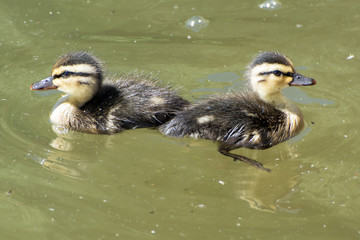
[62,71,71,78]
[272,70,282,76]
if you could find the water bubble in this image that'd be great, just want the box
[185,16,209,32]
[347,54,354,60]
[259,0,282,10]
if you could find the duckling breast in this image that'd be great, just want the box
[280,108,304,138]
[50,102,76,126]
[50,102,101,134]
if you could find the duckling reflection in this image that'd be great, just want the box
[29,133,112,179]
[233,152,301,213]
[30,51,189,134]
[160,52,316,172]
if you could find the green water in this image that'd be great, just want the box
[1,0,359,239]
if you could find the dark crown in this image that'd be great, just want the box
[250,51,292,68]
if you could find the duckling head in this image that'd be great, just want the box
[31,51,103,107]
[247,51,316,105]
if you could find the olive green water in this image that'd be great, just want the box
[1,0,359,239]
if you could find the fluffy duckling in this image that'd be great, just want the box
[160,52,316,172]
[30,51,189,134]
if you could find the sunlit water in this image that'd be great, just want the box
[1,0,360,239]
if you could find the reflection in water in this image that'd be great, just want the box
[22,120,86,178]
[40,153,83,178]
[183,126,314,213]
[50,125,74,151]
[27,148,85,179]
[32,126,122,179]
[234,159,299,212]
[32,136,98,179]
[232,143,316,213]
[50,136,73,152]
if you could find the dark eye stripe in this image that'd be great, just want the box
[53,71,93,79]
[259,71,293,77]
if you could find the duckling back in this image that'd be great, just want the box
[79,73,190,133]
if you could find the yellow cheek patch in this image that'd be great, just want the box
[52,76,93,91]
[52,78,61,86]
[285,76,293,84]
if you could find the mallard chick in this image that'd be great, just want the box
[160,52,316,172]
[30,51,189,134]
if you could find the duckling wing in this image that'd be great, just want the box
[106,81,189,129]
[160,95,288,149]
[81,80,189,133]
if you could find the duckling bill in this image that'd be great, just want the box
[30,51,189,134]
[160,52,316,172]
[31,77,57,90]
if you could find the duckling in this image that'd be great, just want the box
[30,51,189,134]
[160,52,316,172]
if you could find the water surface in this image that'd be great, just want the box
[0,0,359,239]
